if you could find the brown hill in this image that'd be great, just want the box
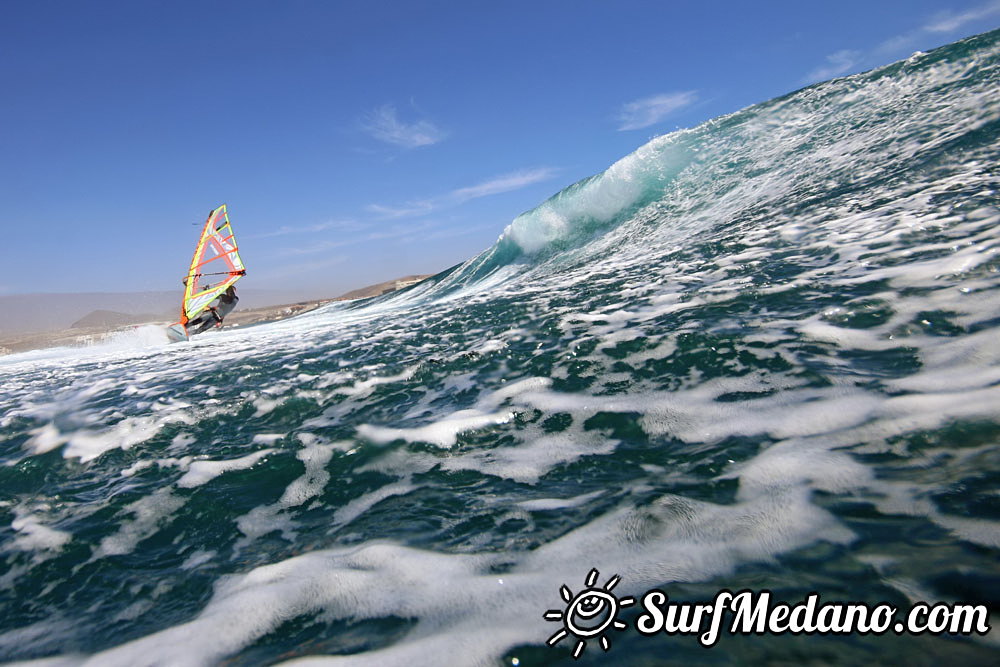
[335,275,431,300]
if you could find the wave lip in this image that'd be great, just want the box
[500,131,694,256]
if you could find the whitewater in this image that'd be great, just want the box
[2,29,1000,666]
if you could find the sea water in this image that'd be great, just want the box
[2,29,1000,666]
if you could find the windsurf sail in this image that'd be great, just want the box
[179,204,246,325]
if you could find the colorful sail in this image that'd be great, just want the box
[180,204,246,324]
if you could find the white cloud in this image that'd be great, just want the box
[368,167,559,220]
[805,49,863,82]
[279,221,440,256]
[451,168,559,202]
[924,0,1000,33]
[252,220,366,239]
[876,32,919,55]
[280,240,353,256]
[422,223,493,241]
[366,202,435,220]
[876,1,1000,58]
[271,168,557,259]
[617,91,697,131]
[361,105,446,148]
[259,254,350,282]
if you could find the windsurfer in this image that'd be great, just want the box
[215,285,239,320]
[187,286,239,335]
[166,204,246,343]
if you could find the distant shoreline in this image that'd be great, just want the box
[0,275,433,356]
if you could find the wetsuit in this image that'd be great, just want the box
[187,291,239,336]
[215,291,238,320]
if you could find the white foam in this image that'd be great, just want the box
[358,409,515,449]
[471,339,507,355]
[62,413,193,463]
[252,433,286,445]
[25,422,66,456]
[112,598,154,623]
[332,480,417,527]
[119,460,156,477]
[92,488,185,559]
[66,470,855,667]
[440,431,619,484]
[181,549,216,571]
[280,439,334,506]
[725,437,874,499]
[234,438,335,549]
[10,511,71,555]
[932,513,1000,550]
[0,619,81,666]
[340,367,418,397]
[516,490,604,511]
[176,449,275,489]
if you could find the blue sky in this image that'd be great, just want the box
[2,0,998,298]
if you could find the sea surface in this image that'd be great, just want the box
[2,29,1000,667]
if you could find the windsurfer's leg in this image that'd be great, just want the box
[187,308,221,335]
[187,313,212,335]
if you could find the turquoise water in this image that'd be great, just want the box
[2,29,1000,666]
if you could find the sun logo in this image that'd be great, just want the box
[544,568,635,659]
